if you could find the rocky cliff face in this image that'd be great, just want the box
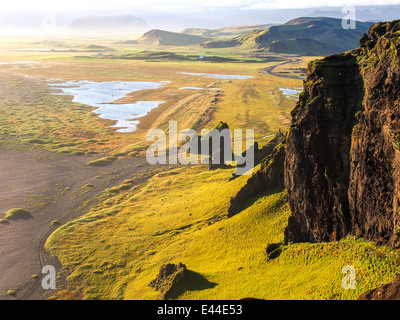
[348,22,400,247]
[358,274,400,300]
[284,20,400,247]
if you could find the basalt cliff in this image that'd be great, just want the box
[229,20,400,250]
[285,20,400,247]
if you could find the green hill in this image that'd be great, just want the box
[200,17,374,55]
[137,29,212,46]
[182,24,273,37]
[181,28,215,37]
[268,38,339,56]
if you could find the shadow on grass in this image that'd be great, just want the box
[242,187,286,213]
[166,270,218,300]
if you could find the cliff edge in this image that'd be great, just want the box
[284,20,400,247]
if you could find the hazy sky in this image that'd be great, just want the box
[1,0,400,14]
[0,0,399,33]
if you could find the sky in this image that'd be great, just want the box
[0,0,399,34]
[1,0,400,14]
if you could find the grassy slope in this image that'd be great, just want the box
[46,163,400,300]
[46,165,249,299]
[3,40,399,300]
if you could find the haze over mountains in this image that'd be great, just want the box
[200,17,374,55]
[68,15,149,34]
[129,17,373,56]
[0,4,399,35]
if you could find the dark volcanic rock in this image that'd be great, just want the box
[265,243,282,259]
[284,53,364,243]
[347,21,400,247]
[358,275,400,300]
[207,121,232,171]
[284,20,400,247]
[148,263,188,300]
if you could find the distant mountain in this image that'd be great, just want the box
[69,15,149,33]
[137,29,211,46]
[268,38,339,56]
[182,24,274,37]
[182,28,215,37]
[200,17,374,56]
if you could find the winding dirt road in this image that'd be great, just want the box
[264,57,302,79]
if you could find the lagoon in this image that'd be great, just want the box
[48,80,165,133]
[179,86,204,90]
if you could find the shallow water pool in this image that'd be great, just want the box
[48,80,165,133]
[279,87,303,100]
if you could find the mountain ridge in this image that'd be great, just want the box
[137,29,212,46]
[200,17,374,55]
[182,24,274,37]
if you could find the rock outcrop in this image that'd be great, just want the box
[148,263,188,300]
[284,20,400,247]
[207,121,233,171]
[265,242,283,260]
[358,275,400,300]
